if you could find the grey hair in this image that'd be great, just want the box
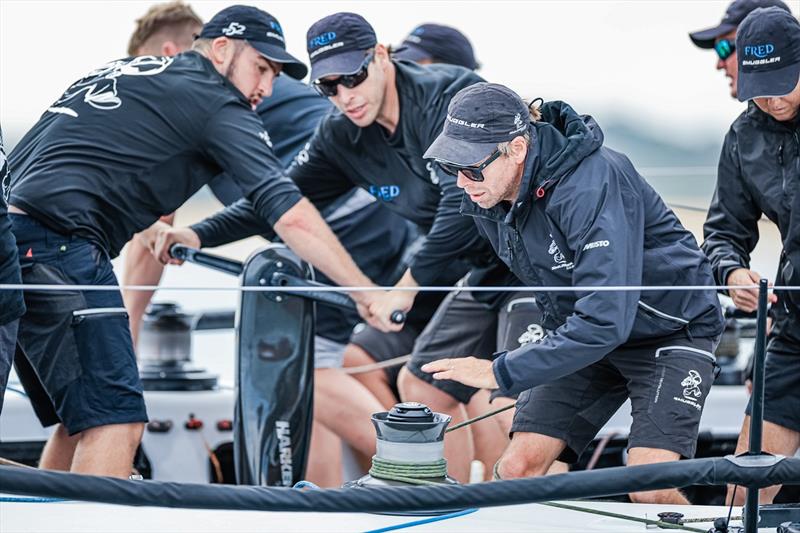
[497,132,532,155]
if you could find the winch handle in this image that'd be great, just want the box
[169,244,244,276]
[390,310,406,325]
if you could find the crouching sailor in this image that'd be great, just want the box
[422,83,725,504]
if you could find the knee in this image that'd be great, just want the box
[628,489,674,505]
[398,368,457,409]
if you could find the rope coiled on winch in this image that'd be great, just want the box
[368,457,449,485]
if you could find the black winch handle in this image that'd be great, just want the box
[169,244,243,276]
[269,272,406,325]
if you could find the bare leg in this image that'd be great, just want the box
[313,368,383,463]
[305,421,343,488]
[342,343,398,409]
[627,447,688,504]
[465,390,510,480]
[495,431,566,479]
[38,424,80,471]
[69,422,144,478]
[122,213,174,349]
[397,368,473,482]
[727,417,800,505]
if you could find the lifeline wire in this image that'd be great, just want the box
[539,501,707,532]
[0,283,794,292]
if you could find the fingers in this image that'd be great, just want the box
[731,288,758,312]
[421,359,456,381]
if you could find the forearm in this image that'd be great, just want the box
[122,233,166,347]
[274,198,373,298]
[191,199,274,248]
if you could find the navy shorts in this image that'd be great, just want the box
[405,287,542,404]
[511,333,718,461]
[745,332,800,433]
[11,215,147,435]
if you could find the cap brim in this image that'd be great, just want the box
[393,44,432,63]
[309,50,368,82]
[423,132,497,167]
[737,62,800,101]
[689,23,737,49]
[250,41,308,80]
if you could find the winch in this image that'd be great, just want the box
[345,402,457,488]
[137,302,218,391]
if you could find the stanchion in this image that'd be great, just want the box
[744,278,769,533]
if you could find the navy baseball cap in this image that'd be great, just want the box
[199,5,308,79]
[306,13,377,82]
[689,0,790,49]
[737,7,800,101]
[424,83,530,166]
[394,24,479,70]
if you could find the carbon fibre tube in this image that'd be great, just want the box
[1,457,798,514]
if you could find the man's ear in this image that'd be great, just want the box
[208,37,231,66]
[374,43,390,67]
[160,41,179,57]
[510,136,528,162]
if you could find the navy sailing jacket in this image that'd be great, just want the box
[460,101,725,397]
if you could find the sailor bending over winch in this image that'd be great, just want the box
[163,12,543,483]
[422,83,725,504]
[5,5,384,478]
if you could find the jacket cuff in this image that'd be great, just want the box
[492,351,514,396]
[189,222,213,248]
[408,262,438,288]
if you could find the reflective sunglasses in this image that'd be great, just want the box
[313,53,374,97]
[714,39,735,61]
[437,150,503,182]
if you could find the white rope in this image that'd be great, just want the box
[0,283,795,292]
[343,354,412,374]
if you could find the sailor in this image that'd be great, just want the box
[689,0,791,100]
[0,126,25,415]
[163,12,540,482]
[422,83,725,504]
[124,1,412,487]
[702,7,800,505]
[393,23,480,69]
[6,5,382,478]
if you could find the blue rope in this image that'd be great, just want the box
[0,496,64,503]
[363,508,478,533]
[292,480,321,490]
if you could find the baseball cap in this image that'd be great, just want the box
[689,0,790,49]
[199,5,308,79]
[424,83,530,166]
[737,6,800,101]
[394,23,479,70]
[306,13,377,82]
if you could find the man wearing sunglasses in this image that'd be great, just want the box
[689,0,790,99]
[186,12,542,482]
[421,83,725,504]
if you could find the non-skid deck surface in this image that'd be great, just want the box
[0,498,743,532]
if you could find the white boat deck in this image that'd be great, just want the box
[0,497,744,532]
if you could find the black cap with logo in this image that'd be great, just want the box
[424,82,530,166]
[394,24,479,70]
[689,0,790,49]
[199,5,308,79]
[736,6,800,101]
[306,13,377,82]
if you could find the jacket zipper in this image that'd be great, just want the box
[655,345,716,363]
[637,301,689,325]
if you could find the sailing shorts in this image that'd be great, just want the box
[744,333,800,433]
[0,319,18,415]
[10,214,147,435]
[403,288,542,404]
[511,333,719,461]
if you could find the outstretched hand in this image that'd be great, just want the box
[421,357,498,390]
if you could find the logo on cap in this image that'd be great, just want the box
[309,32,337,49]
[742,43,780,65]
[509,112,525,135]
[446,114,484,129]
[222,22,246,36]
[267,20,285,42]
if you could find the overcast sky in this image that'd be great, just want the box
[2,0,798,148]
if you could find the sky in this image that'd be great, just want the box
[3,0,798,149]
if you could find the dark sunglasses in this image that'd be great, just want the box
[313,53,374,97]
[714,39,735,61]
[437,150,503,182]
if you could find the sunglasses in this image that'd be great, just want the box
[313,53,374,97]
[437,150,503,182]
[714,39,735,61]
